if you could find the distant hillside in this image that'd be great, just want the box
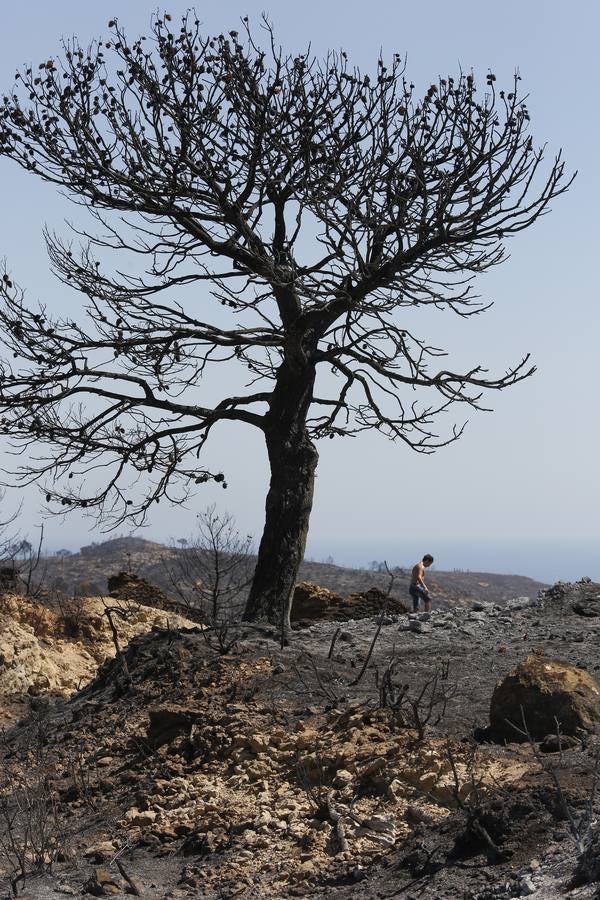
[39,535,547,607]
[41,537,175,597]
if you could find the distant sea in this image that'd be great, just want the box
[305,537,600,586]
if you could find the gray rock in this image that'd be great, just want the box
[572,597,600,617]
[506,596,531,610]
[519,874,537,895]
[458,627,478,637]
[409,620,432,634]
[472,600,493,612]
[468,611,487,622]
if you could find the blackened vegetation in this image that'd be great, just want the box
[163,504,253,625]
[0,15,572,626]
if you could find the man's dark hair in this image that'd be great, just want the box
[423,554,434,564]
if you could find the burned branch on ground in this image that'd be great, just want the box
[508,710,600,865]
[101,598,141,693]
[376,657,457,740]
[351,562,394,685]
[0,728,68,893]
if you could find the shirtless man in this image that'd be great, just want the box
[409,554,434,612]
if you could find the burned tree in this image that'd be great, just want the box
[164,505,253,623]
[0,16,572,628]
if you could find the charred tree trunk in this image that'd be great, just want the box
[243,428,318,628]
[243,347,318,629]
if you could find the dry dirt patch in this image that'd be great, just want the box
[0,593,198,725]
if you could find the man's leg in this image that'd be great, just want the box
[409,587,419,612]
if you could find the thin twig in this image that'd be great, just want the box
[351,563,394,685]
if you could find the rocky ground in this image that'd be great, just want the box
[1,580,600,898]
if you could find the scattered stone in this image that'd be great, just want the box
[332,769,354,787]
[125,808,157,827]
[3,573,598,899]
[83,841,117,862]
[27,675,51,696]
[248,733,269,753]
[468,611,486,622]
[519,874,537,895]
[83,868,122,896]
[572,597,600,617]
[472,600,493,612]
[506,596,531,610]
[409,620,432,634]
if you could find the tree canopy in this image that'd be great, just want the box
[0,15,572,622]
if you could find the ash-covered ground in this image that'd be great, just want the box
[1,579,600,899]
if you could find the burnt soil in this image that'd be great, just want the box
[1,579,600,899]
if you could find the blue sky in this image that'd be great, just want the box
[0,1,598,579]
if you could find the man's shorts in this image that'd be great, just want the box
[409,584,429,611]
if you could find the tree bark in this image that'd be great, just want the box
[243,351,318,629]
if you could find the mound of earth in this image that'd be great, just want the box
[108,571,206,623]
[0,592,198,725]
[538,578,600,619]
[108,570,171,604]
[291,581,408,624]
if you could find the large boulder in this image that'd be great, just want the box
[489,654,600,742]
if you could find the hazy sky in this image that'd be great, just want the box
[0,1,598,579]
